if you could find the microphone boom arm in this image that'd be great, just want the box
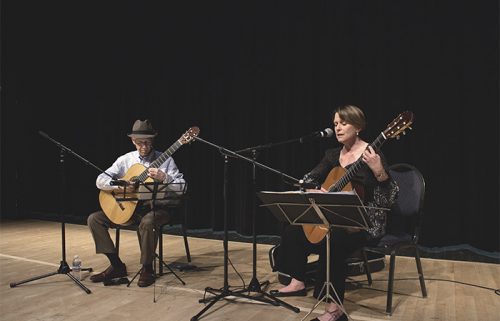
[195,136,300,186]
[38,130,115,179]
[235,128,333,154]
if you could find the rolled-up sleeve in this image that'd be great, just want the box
[96,155,127,191]
[159,157,186,193]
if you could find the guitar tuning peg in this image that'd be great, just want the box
[408,126,413,130]
[396,135,401,140]
[402,131,406,135]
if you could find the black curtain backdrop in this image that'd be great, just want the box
[1,1,498,252]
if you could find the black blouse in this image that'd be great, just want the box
[302,147,399,239]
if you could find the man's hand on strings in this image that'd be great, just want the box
[147,168,166,181]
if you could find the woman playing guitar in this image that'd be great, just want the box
[270,105,401,321]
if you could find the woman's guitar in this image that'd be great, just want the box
[302,111,414,243]
[99,126,200,225]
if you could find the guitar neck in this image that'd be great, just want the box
[329,132,387,192]
[136,140,183,182]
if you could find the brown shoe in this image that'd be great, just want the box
[90,264,127,283]
[137,269,155,287]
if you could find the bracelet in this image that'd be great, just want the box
[376,171,387,180]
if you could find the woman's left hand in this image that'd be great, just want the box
[361,146,384,174]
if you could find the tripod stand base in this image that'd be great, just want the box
[166,262,198,272]
[191,285,300,321]
[240,276,301,312]
[127,255,186,287]
[157,255,186,285]
[300,281,350,321]
[247,276,270,292]
[9,260,93,294]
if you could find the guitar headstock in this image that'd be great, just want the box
[179,126,200,145]
[383,111,414,140]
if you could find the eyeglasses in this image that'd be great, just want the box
[133,139,153,146]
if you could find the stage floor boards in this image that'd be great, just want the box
[1,219,499,321]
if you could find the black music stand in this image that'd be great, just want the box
[10,132,93,294]
[190,136,301,321]
[233,129,333,298]
[113,180,187,292]
[257,190,382,321]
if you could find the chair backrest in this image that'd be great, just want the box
[386,163,425,242]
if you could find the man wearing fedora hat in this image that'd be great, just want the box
[87,119,186,287]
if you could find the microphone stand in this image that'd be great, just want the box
[191,136,300,321]
[233,134,328,295]
[247,149,263,292]
[9,131,102,294]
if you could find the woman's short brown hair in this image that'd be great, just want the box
[333,105,366,131]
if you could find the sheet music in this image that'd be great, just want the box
[257,188,392,233]
[114,181,186,202]
[137,182,185,201]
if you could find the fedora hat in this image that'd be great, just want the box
[127,119,158,138]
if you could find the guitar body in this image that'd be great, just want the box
[321,166,353,192]
[302,166,353,244]
[99,163,154,225]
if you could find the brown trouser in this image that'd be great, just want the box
[87,208,170,265]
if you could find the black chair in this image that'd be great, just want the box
[158,193,191,274]
[114,193,191,276]
[361,163,427,315]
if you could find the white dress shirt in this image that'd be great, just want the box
[96,150,186,193]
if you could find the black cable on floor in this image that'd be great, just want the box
[424,277,500,296]
[350,277,500,296]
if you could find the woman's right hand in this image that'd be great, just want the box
[306,188,327,193]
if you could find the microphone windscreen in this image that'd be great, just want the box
[324,128,334,137]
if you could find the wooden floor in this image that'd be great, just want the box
[0,219,499,321]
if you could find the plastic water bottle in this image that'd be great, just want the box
[72,255,82,280]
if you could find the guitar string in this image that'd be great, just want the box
[136,140,183,182]
[330,133,386,192]
[330,114,411,192]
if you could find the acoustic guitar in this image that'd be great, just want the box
[302,111,414,243]
[99,126,200,225]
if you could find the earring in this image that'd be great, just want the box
[356,131,359,136]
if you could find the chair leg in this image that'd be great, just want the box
[181,223,191,263]
[182,203,191,263]
[414,245,427,298]
[115,228,120,256]
[158,229,164,276]
[386,251,396,315]
[361,248,373,285]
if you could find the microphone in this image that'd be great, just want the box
[38,130,50,139]
[294,180,321,190]
[300,180,320,190]
[110,180,128,186]
[299,128,334,143]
